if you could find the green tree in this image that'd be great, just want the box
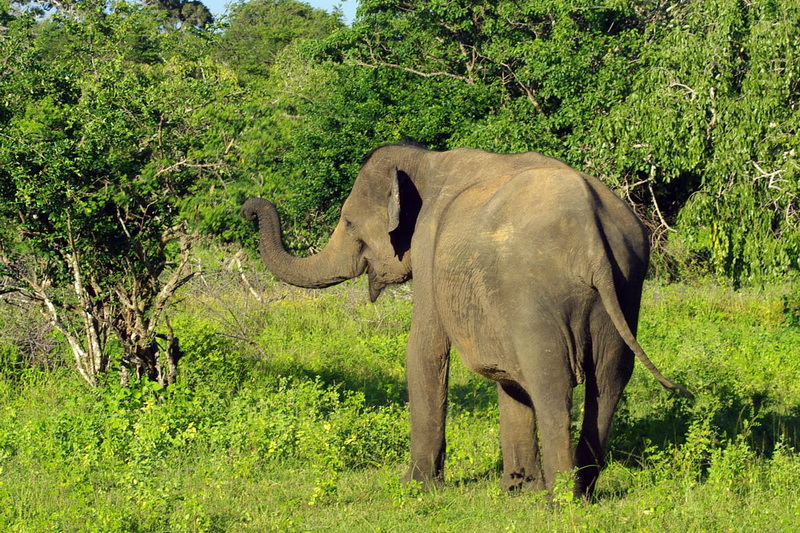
[8,0,86,17]
[216,0,343,82]
[145,0,214,30]
[279,0,642,238]
[0,2,238,385]
[11,0,213,28]
[593,0,800,283]
[178,0,347,250]
[326,0,643,151]
[297,0,798,282]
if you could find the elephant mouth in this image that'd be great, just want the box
[367,264,387,302]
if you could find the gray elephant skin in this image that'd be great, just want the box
[242,145,690,497]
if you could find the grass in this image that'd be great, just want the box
[1,277,799,531]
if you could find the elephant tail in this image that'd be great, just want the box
[595,272,694,400]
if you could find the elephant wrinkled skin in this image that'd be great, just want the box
[242,145,691,497]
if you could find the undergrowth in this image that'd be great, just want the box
[0,278,799,531]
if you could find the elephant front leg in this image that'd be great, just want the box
[401,316,451,488]
[498,382,545,492]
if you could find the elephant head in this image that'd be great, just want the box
[241,146,424,301]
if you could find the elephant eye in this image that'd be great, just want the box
[344,217,355,232]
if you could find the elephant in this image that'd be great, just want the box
[241,144,691,497]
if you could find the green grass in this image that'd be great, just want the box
[1,279,799,531]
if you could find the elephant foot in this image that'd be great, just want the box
[501,470,546,492]
[572,480,596,502]
[401,465,444,490]
[574,465,600,499]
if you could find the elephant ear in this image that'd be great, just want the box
[387,167,422,260]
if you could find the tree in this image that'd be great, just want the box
[0,2,238,385]
[281,0,642,237]
[8,0,86,18]
[216,0,343,82]
[10,0,213,28]
[592,0,800,283]
[174,0,348,251]
[325,0,642,148]
[145,0,214,30]
[304,0,798,283]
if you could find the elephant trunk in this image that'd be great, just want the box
[241,198,367,289]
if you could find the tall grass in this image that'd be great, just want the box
[0,278,799,531]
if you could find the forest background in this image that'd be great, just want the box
[0,0,799,530]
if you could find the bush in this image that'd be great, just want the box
[0,306,63,375]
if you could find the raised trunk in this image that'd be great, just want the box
[241,198,367,289]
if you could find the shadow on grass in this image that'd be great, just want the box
[259,349,800,482]
[263,356,500,413]
[611,390,800,466]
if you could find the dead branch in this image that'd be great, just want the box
[648,165,676,233]
[231,250,266,304]
[351,59,475,85]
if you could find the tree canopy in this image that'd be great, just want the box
[310,0,799,283]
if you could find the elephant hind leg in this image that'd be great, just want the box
[520,353,576,493]
[498,382,544,491]
[575,378,604,496]
[575,334,634,496]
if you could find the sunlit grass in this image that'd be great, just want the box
[0,279,799,531]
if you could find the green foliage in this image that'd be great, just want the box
[611,282,800,467]
[171,314,249,390]
[0,307,63,376]
[273,0,799,282]
[151,0,214,30]
[174,3,347,250]
[0,1,241,383]
[595,0,800,284]
[285,0,644,234]
[783,282,800,329]
[278,64,498,231]
[0,346,409,530]
[216,0,343,83]
[248,282,412,405]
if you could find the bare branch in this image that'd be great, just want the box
[499,62,544,114]
[751,161,787,190]
[350,59,475,85]
[231,250,266,304]
[648,165,676,233]
[156,159,222,176]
